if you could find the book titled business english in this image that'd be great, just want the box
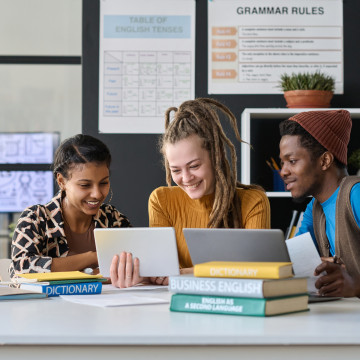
[170,293,309,317]
[169,275,307,298]
[20,281,103,297]
[193,261,293,279]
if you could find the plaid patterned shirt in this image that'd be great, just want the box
[9,192,131,278]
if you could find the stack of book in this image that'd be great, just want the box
[16,271,106,297]
[169,261,309,317]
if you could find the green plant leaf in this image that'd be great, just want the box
[348,149,360,169]
[279,71,335,92]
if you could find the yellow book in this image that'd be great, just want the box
[17,271,103,282]
[194,261,293,279]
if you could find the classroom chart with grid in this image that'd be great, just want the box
[103,50,191,118]
[99,0,195,133]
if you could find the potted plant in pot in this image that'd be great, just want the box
[279,71,335,108]
[348,149,360,176]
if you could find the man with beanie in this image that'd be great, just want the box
[279,110,360,298]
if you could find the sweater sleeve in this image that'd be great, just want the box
[148,187,172,227]
[10,207,53,278]
[240,189,271,229]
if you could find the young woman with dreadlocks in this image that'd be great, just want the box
[110,98,270,288]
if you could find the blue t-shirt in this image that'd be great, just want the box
[296,182,360,256]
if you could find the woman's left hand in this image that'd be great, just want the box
[180,267,194,275]
[148,267,194,286]
[149,276,169,286]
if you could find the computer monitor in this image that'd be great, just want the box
[0,132,60,164]
[0,132,59,212]
[0,171,54,213]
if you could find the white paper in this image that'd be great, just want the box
[60,290,170,307]
[99,0,195,133]
[102,284,166,292]
[286,232,321,293]
[208,0,343,94]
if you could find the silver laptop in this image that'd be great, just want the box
[94,227,180,277]
[183,228,290,264]
[183,228,342,303]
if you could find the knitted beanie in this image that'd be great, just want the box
[288,110,352,165]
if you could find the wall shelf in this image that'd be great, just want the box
[266,192,292,198]
[241,108,360,194]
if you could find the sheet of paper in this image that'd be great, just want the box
[60,292,170,307]
[99,0,195,133]
[286,232,321,293]
[102,284,166,292]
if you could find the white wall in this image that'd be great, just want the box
[0,0,82,257]
[0,0,82,141]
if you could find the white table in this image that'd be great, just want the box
[1,288,359,360]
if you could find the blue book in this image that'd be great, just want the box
[20,281,103,297]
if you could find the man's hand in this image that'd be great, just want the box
[314,261,360,297]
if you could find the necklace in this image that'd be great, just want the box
[61,198,93,234]
[62,213,93,234]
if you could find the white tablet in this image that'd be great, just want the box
[94,227,180,277]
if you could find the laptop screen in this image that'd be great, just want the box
[183,228,290,265]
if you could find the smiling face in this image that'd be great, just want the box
[57,162,110,218]
[279,135,325,199]
[164,134,216,200]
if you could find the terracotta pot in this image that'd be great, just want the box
[283,90,333,108]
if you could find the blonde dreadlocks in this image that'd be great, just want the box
[160,98,263,228]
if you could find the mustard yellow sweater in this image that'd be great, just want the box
[148,186,270,268]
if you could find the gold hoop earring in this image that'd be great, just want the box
[107,188,113,203]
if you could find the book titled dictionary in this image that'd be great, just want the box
[170,293,309,317]
[20,281,103,297]
[169,275,307,298]
[194,261,293,279]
